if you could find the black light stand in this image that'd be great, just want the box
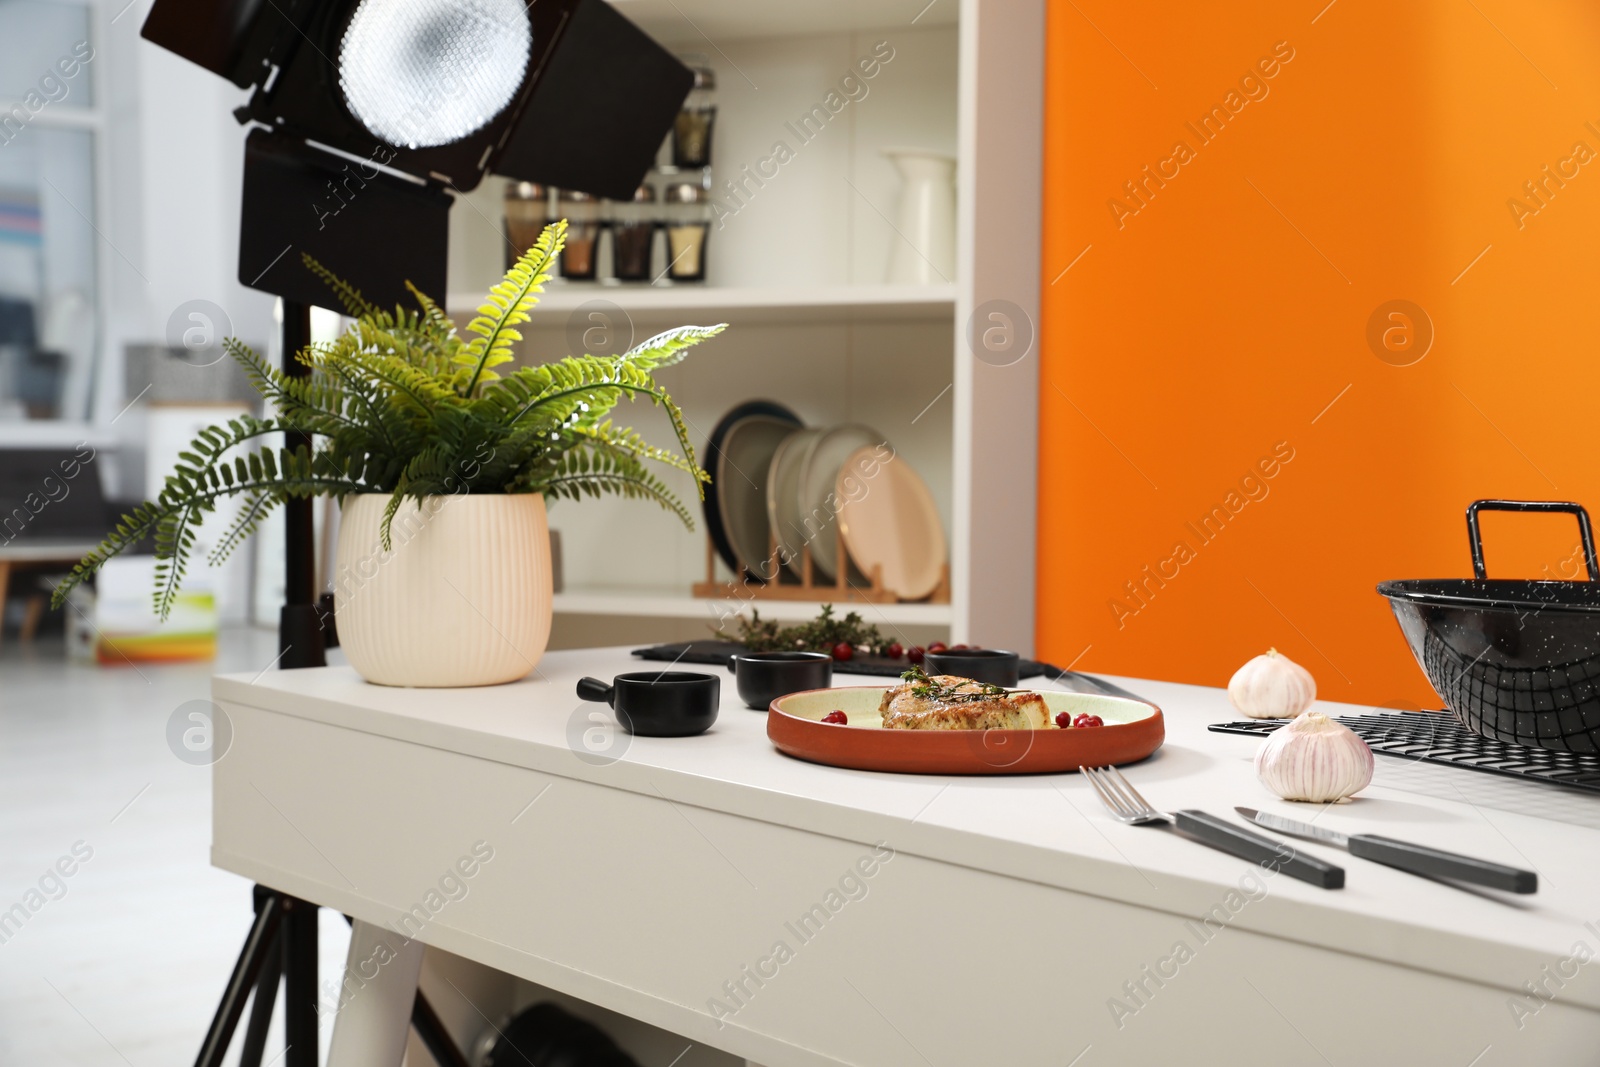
[189,305,333,1067]
[277,302,322,1067]
[278,300,327,671]
[282,895,320,1067]
[139,0,694,1059]
[192,888,285,1066]
[192,892,470,1067]
[191,312,472,1067]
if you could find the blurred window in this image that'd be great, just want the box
[0,0,101,422]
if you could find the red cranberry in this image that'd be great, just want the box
[1073,713,1104,729]
[951,643,969,651]
[831,642,853,661]
[927,641,948,654]
[822,710,849,724]
[906,646,925,665]
[885,642,904,660]
[1054,711,1073,729]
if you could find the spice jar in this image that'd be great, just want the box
[608,184,657,282]
[671,65,716,170]
[663,183,710,283]
[557,190,600,280]
[503,181,547,270]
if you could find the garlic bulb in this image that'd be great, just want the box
[1228,648,1316,719]
[1255,711,1374,803]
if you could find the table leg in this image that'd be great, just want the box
[325,921,424,1067]
[20,592,44,642]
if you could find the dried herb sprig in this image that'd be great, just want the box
[898,664,1022,702]
[730,604,887,654]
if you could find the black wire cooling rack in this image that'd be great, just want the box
[1209,712,1600,797]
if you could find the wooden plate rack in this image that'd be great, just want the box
[691,523,950,605]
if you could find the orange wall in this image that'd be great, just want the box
[1038,1,1600,707]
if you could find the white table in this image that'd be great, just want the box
[212,648,1600,1065]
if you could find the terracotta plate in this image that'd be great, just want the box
[768,687,1164,775]
[836,445,947,600]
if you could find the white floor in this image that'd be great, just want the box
[0,626,353,1065]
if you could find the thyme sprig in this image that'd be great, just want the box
[898,665,1024,702]
[731,604,887,654]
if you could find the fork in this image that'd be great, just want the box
[1080,765,1345,890]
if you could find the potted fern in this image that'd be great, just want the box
[53,221,724,687]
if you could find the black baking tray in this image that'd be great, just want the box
[631,642,1156,704]
[632,640,1052,678]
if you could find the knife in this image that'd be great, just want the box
[1235,807,1537,894]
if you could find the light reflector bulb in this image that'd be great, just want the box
[339,0,532,149]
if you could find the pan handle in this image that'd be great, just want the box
[1466,500,1598,581]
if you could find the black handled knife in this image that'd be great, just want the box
[1235,807,1537,894]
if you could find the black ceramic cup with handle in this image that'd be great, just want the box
[922,648,1021,687]
[727,650,833,709]
[575,672,719,736]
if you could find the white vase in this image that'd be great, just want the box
[884,148,957,285]
[333,494,553,687]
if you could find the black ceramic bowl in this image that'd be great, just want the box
[576,672,719,737]
[727,651,833,709]
[922,648,1021,687]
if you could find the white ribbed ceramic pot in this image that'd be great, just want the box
[333,494,552,687]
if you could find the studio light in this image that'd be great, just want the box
[337,0,533,149]
[140,0,692,308]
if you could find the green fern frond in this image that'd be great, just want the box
[456,220,565,397]
[572,421,706,485]
[54,444,363,619]
[303,253,379,319]
[206,489,281,566]
[539,447,695,529]
[620,324,728,370]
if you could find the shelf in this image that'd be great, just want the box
[553,585,953,625]
[446,283,955,324]
[610,0,957,41]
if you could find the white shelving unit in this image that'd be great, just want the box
[445,283,956,323]
[444,0,1042,647]
[608,0,958,40]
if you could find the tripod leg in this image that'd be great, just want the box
[283,896,320,1067]
[193,891,286,1067]
[412,989,471,1067]
[237,926,284,1067]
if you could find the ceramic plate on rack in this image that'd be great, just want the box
[703,401,802,577]
[766,428,824,580]
[799,424,887,583]
[836,444,947,600]
[718,411,803,581]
